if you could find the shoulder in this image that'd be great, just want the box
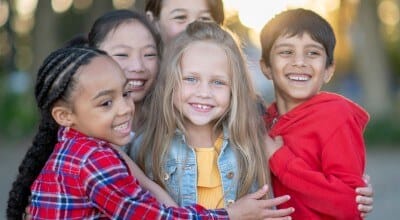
[64,137,120,166]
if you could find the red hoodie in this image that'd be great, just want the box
[264,92,369,220]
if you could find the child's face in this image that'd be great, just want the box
[69,56,134,146]
[261,32,335,111]
[152,0,213,44]
[99,20,159,104]
[173,41,231,129]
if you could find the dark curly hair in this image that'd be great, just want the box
[7,46,106,219]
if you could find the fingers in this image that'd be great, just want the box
[356,185,374,197]
[246,185,269,200]
[262,195,291,207]
[362,174,370,184]
[356,194,373,205]
[262,207,294,218]
[358,203,373,213]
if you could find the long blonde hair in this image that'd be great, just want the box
[135,21,270,198]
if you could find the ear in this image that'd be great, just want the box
[259,59,273,80]
[146,11,160,32]
[146,11,155,22]
[51,105,74,127]
[323,62,336,83]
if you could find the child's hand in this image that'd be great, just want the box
[264,135,284,160]
[23,202,32,220]
[356,174,374,218]
[226,185,293,220]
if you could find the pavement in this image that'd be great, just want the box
[0,139,397,219]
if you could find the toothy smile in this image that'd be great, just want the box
[128,80,145,88]
[113,121,131,134]
[287,74,311,81]
[191,103,212,111]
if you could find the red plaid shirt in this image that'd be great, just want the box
[30,127,228,219]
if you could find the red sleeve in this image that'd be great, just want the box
[81,148,228,219]
[269,120,366,219]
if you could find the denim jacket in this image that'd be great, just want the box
[129,127,257,207]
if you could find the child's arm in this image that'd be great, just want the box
[83,148,293,219]
[265,123,366,219]
[112,146,177,207]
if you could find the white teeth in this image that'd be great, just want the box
[114,122,128,131]
[193,104,211,110]
[128,80,145,88]
[288,75,310,81]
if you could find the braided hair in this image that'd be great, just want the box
[7,46,106,219]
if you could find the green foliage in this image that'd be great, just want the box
[364,116,400,147]
[0,73,38,139]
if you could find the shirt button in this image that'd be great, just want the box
[226,199,235,206]
[226,171,235,179]
[163,173,170,181]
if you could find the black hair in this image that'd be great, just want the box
[7,46,106,219]
[260,8,336,67]
[63,9,162,56]
[88,9,162,56]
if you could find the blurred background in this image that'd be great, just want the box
[0,0,398,218]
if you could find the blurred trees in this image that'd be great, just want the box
[0,0,399,143]
[352,0,393,119]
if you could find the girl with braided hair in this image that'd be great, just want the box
[7,46,284,220]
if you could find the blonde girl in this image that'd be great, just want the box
[132,21,294,218]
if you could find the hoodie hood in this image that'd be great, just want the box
[265,92,370,140]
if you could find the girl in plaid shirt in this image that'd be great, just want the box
[7,46,283,219]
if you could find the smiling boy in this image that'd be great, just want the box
[259,8,369,220]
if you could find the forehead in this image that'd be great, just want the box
[162,0,209,13]
[181,41,230,76]
[273,32,324,48]
[76,56,125,88]
[100,21,156,49]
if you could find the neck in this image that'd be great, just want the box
[275,94,303,115]
[185,123,221,148]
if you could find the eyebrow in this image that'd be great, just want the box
[92,80,129,100]
[274,43,325,50]
[110,44,157,51]
[92,90,113,101]
[169,8,210,14]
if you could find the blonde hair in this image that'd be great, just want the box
[136,21,270,198]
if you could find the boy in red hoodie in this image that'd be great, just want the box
[259,8,369,220]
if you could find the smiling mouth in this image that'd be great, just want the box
[287,73,311,81]
[191,103,213,111]
[113,121,131,135]
[128,80,146,90]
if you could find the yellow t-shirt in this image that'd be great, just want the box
[194,137,224,209]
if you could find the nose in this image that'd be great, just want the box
[292,53,306,67]
[119,97,135,117]
[196,82,212,98]
[127,56,145,73]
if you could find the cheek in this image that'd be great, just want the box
[162,23,186,41]
[145,60,159,76]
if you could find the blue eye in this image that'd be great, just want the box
[183,76,197,83]
[212,80,225,86]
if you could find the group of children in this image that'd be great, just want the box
[7,0,374,219]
